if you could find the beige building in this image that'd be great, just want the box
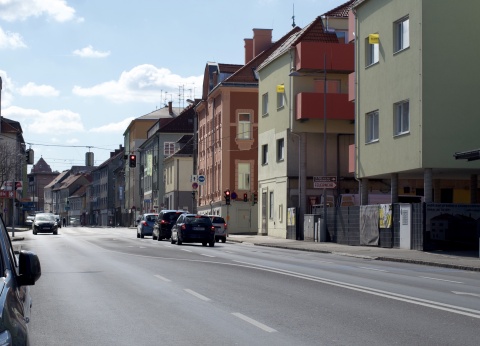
[352,0,480,204]
[257,3,355,239]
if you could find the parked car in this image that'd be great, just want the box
[171,214,215,247]
[32,213,58,235]
[153,210,186,241]
[25,215,35,227]
[54,214,61,228]
[137,213,158,238]
[0,214,41,345]
[208,215,228,243]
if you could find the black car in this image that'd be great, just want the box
[32,213,58,235]
[153,210,186,241]
[0,215,42,345]
[171,214,215,247]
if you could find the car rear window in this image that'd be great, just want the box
[211,217,225,223]
[146,215,157,222]
[164,212,183,222]
[185,216,211,226]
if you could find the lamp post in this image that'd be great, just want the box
[322,53,328,242]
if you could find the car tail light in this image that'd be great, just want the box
[181,224,186,230]
[142,221,147,226]
[161,220,169,224]
[224,223,228,229]
[211,226,215,232]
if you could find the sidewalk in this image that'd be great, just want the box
[227,234,480,272]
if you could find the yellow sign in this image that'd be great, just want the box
[368,34,379,44]
[276,84,285,93]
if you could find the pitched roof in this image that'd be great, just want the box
[44,170,70,189]
[223,26,302,85]
[323,0,355,17]
[258,16,338,71]
[158,104,195,133]
[31,157,53,173]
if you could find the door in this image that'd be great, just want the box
[261,192,267,235]
[399,204,412,249]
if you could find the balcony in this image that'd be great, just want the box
[295,92,354,121]
[295,42,354,73]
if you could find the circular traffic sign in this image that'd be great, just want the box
[198,175,205,183]
[192,182,198,189]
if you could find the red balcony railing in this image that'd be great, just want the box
[295,92,354,121]
[295,42,354,73]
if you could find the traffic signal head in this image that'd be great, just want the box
[243,193,248,202]
[253,192,258,204]
[129,154,137,168]
[25,149,34,165]
[224,190,231,205]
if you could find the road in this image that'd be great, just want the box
[19,227,480,346]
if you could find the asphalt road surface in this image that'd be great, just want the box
[19,226,480,346]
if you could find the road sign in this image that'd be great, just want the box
[192,182,198,190]
[198,175,206,185]
[313,176,337,189]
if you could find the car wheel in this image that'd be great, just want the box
[141,233,145,239]
[209,241,215,247]
[136,232,140,238]
[170,237,175,244]
[53,230,58,235]
[33,230,37,235]
[221,237,226,243]
[177,236,182,245]
[152,233,157,240]
[202,242,207,246]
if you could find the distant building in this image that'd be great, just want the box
[27,157,59,212]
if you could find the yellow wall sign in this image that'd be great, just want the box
[368,34,379,44]
[276,84,285,93]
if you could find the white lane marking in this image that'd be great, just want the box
[139,246,146,249]
[452,291,480,298]
[201,254,215,258]
[181,249,192,253]
[154,275,171,282]
[314,260,334,264]
[358,266,389,272]
[232,313,277,333]
[81,240,480,319]
[233,260,480,319]
[419,276,463,284]
[184,289,211,302]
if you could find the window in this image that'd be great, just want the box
[262,144,268,165]
[237,113,251,139]
[394,17,409,52]
[366,110,379,143]
[269,191,274,219]
[238,163,250,190]
[262,93,269,115]
[277,87,284,109]
[394,100,410,135]
[366,39,379,66]
[164,142,175,156]
[277,138,284,161]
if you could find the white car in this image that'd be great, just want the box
[207,216,227,243]
[54,215,62,228]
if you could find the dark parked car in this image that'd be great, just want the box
[152,210,186,241]
[137,213,158,238]
[32,213,58,235]
[0,214,42,345]
[171,214,215,247]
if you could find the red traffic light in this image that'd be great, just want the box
[225,190,230,196]
[129,154,137,167]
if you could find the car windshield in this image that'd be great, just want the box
[36,215,54,221]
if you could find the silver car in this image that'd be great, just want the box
[208,216,228,243]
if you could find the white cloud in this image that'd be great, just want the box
[2,106,85,134]
[72,64,203,103]
[17,82,60,97]
[0,27,27,49]
[90,117,135,133]
[0,0,76,22]
[0,71,15,106]
[73,45,110,58]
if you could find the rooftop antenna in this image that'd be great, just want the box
[292,4,296,28]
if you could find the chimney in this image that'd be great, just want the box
[168,101,173,115]
[253,28,273,57]
[244,38,253,64]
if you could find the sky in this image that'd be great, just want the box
[0,0,346,173]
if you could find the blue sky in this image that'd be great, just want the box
[0,0,346,172]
